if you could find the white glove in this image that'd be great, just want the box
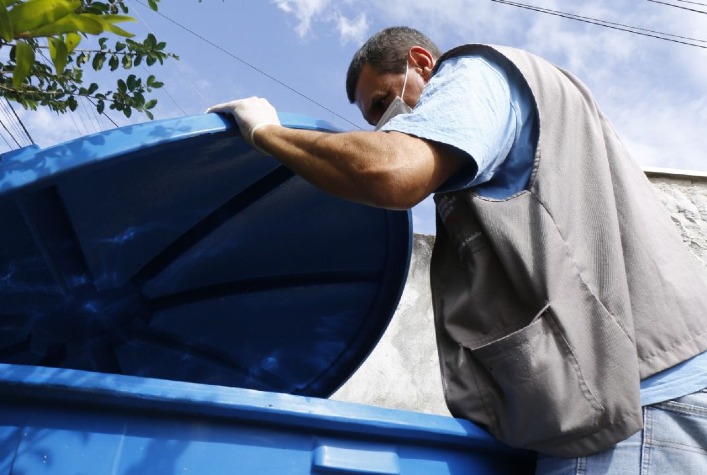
[206,97,281,155]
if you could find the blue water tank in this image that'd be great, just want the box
[0,113,535,474]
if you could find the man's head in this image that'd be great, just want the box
[346,27,442,126]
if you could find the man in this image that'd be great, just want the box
[208,26,707,473]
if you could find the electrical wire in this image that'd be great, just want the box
[83,96,104,133]
[0,124,12,149]
[647,0,707,14]
[128,0,190,115]
[0,100,31,147]
[0,101,21,146]
[79,97,98,133]
[491,0,707,48]
[0,100,26,147]
[74,104,91,135]
[6,99,35,144]
[133,0,362,129]
[67,110,85,136]
[0,117,21,148]
[85,96,120,128]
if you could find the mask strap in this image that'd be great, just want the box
[400,62,410,99]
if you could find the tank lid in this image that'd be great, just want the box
[0,113,412,397]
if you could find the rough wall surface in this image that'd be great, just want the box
[331,172,707,416]
[649,174,707,266]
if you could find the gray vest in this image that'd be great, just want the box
[430,44,707,456]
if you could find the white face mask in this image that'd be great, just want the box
[374,63,413,131]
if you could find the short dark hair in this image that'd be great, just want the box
[345,26,442,103]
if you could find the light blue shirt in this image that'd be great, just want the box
[380,48,537,198]
[381,48,707,405]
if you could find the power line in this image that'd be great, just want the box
[647,0,707,14]
[67,110,85,137]
[0,101,22,146]
[128,0,193,114]
[0,99,32,147]
[134,0,362,129]
[0,101,26,147]
[0,117,22,148]
[491,0,707,48]
[79,96,101,133]
[675,0,707,6]
[85,96,120,128]
[83,96,104,133]
[6,99,35,145]
[0,123,12,149]
[75,104,91,135]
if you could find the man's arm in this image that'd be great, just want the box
[207,98,467,210]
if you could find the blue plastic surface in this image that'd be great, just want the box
[0,113,412,397]
[0,364,536,474]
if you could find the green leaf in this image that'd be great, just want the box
[28,13,105,37]
[12,39,34,88]
[108,53,118,71]
[48,36,68,75]
[76,51,89,66]
[145,99,157,110]
[91,52,105,70]
[121,53,132,69]
[64,32,80,53]
[0,2,13,42]
[96,98,104,114]
[8,0,81,36]
[87,2,109,14]
[67,95,78,111]
[147,0,159,12]
[92,14,136,38]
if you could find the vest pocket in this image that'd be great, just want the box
[468,304,604,449]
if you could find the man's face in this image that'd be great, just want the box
[354,63,427,127]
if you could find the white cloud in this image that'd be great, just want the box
[272,0,332,38]
[337,12,369,44]
[273,0,370,44]
[16,108,85,149]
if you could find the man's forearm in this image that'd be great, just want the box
[206,98,467,209]
[254,125,462,209]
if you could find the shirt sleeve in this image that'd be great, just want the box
[379,53,517,193]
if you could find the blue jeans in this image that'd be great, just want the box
[535,388,707,474]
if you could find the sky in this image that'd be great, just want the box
[2,0,707,235]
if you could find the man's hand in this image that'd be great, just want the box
[207,97,281,154]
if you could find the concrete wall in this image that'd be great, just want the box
[331,170,707,416]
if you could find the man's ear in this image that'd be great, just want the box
[408,46,435,81]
